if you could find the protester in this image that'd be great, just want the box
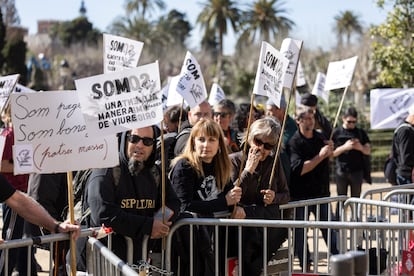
[266,95,298,186]
[234,103,261,133]
[332,107,371,198]
[174,101,212,155]
[163,104,188,133]
[0,105,35,276]
[0,174,80,275]
[84,125,180,266]
[300,93,332,138]
[287,105,338,271]
[230,117,290,276]
[169,118,243,275]
[25,173,70,275]
[393,104,414,185]
[213,99,240,153]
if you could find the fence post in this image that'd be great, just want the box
[331,251,368,276]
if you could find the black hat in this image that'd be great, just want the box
[301,93,317,107]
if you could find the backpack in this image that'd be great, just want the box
[155,128,191,172]
[384,123,413,185]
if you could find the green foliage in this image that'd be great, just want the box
[0,9,5,71]
[52,17,101,47]
[2,38,27,84]
[370,1,414,87]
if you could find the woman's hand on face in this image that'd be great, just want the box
[225,186,242,206]
[245,147,262,173]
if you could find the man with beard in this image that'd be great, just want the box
[84,126,180,266]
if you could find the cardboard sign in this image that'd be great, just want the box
[0,74,19,111]
[103,33,144,73]
[280,38,303,89]
[75,62,163,136]
[324,56,358,91]
[10,91,118,174]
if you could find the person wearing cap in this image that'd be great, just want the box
[393,104,414,185]
[332,107,371,199]
[300,93,332,138]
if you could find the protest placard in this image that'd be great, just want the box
[296,61,306,87]
[311,72,328,103]
[0,74,19,112]
[176,51,207,108]
[252,41,289,108]
[208,83,226,106]
[324,56,358,91]
[280,38,303,89]
[75,62,163,136]
[103,33,144,73]
[10,91,118,174]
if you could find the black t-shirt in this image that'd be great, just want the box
[0,174,16,202]
[332,126,370,172]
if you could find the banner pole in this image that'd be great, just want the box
[66,172,76,276]
[329,86,349,141]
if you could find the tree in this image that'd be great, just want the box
[52,17,100,47]
[0,0,20,26]
[370,0,414,87]
[0,9,5,71]
[156,9,192,50]
[197,0,240,81]
[333,10,363,47]
[2,38,27,84]
[125,0,165,18]
[238,0,294,44]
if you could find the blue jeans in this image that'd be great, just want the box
[294,203,339,267]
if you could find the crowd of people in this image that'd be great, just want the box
[1,92,413,276]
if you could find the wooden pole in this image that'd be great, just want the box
[329,86,349,141]
[66,172,76,276]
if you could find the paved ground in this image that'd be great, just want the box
[1,172,391,275]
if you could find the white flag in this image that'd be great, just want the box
[296,61,306,87]
[311,72,328,103]
[208,83,226,106]
[252,41,289,108]
[176,51,207,108]
[295,90,302,108]
[370,88,414,129]
[167,76,186,107]
[75,62,162,136]
[103,33,144,73]
[280,38,303,89]
[0,74,19,111]
[324,56,358,91]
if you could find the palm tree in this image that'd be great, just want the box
[125,0,165,18]
[333,10,363,47]
[197,0,240,81]
[239,0,294,44]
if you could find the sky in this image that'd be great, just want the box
[14,0,393,54]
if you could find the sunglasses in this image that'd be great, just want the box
[254,138,275,150]
[346,120,357,124]
[127,134,155,146]
[213,112,229,117]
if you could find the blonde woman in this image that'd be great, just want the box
[169,118,242,276]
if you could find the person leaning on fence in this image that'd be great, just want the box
[229,116,290,276]
[0,174,80,275]
[332,107,371,198]
[82,125,180,269]
[169,118,243,276]
[393,104,414,186]
[287,105,339,271]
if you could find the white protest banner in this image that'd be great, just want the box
[296,61,306,87]
[280,38,303,89]
[252,41,289,108]
[0,74,19,111]
[75,62,162,136]
[103,33,144,73]
[295,90,302,108]
[10,91,119,174]
[208,83,226,106]
[14,84,36,93]
[324,56,358,91]
[176,51,207,108]
[311,72,328,103]
[370,88,414,129]
[166,76,185,107]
